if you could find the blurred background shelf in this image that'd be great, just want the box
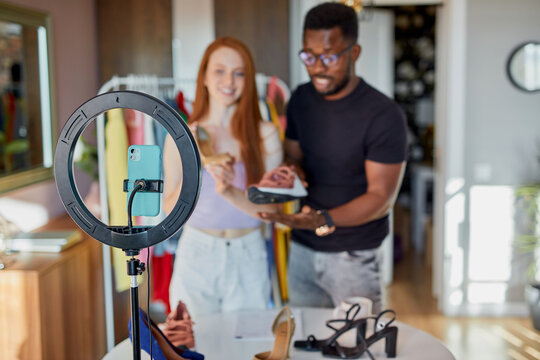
[0,215,106,360]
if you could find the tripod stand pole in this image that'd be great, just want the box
[130,274,141,360]
[127,254,145,360]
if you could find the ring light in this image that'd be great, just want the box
[54,90,201,250]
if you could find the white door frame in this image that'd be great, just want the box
[433,0,467,313]
[373,0,466,315]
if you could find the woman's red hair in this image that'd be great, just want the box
[190,37,264,185]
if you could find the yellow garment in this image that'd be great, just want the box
[267,98,297,301]
[274,223,289,301]
[104,108,135,292]
[266,100,284,141]
[274,200,299,302]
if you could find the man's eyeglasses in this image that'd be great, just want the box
[298,44,355,67]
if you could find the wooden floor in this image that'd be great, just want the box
[386,253,540,360]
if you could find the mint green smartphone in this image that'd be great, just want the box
[127,145,162,216]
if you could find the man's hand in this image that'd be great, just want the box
[284,139,308,187]
[258,205,324,230]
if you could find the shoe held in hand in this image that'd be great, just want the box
[196,125,233,166]
[248,166,307,204]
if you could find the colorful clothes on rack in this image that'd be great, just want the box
[258,99,270,122]
[175,90,191,118]
[153,251,174,314]
[266,76,289,132]
[257,75,293,304]
[104,108,134,292]
[124,109,145,145]
[265,100,284,141]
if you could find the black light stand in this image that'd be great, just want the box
[53,91,201,360]
[126,249,145,360]
[123,177,161,359]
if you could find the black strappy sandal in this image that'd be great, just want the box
[294,303,367,352]
[321,309,398,359]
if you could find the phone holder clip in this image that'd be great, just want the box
[123,179,163,193]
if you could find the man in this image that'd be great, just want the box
[260,2,407,313]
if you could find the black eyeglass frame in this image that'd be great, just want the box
[298,43,356,67]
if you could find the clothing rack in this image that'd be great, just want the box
[96,73,290,351]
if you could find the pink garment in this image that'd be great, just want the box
[138,247,152,268]
[187,162,262,229]
[266,76,289,131]
[124,109,145,145]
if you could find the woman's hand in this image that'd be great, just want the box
[206,158,235,195]
[287,163,308,188]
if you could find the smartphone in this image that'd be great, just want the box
[127,145,162,217]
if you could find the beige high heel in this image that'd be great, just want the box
[254,306,296,360]
[195,125,233,166]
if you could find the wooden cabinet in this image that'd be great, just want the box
[0,216,106,360]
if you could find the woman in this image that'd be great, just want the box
[164,37,282,316]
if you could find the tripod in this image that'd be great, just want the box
[53,90,201,357]
[126,249,146,360]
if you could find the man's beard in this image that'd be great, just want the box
[312,57,352,97]
[313,74,351,97]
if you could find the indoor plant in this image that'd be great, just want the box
[514,184,540,330]
[73,137,100,217]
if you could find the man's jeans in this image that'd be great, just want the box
[288,241,383,314]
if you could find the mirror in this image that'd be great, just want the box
[507,41,540,93]
[0,2,56,193]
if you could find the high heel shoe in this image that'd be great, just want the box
[253,306,295,360]
[247,166,307,204]
[195,125,233,166]
[321,309,398,359]
[129,307,204,360]
[294,303,366,352]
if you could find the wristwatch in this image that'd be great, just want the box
[315,209,336,237]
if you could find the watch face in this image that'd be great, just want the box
[315,225,336,237]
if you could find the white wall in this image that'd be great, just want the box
[355,9,394,98]
[0,0,99,230]
[172,0,215,100]
[466,0,540,185]
[289,0,323,89]
[438,0,540,316]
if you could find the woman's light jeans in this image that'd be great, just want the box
[169,226,270,317]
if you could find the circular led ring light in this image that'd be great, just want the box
[54,91,201,250]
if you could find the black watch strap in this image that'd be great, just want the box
[317,209,334,227]
[315,209,336,236]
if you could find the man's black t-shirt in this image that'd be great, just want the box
[285,78,407,252]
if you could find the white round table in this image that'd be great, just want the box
[103,307,455,359]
